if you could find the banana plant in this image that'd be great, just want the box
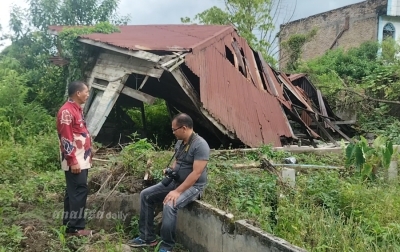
[345,136,394,180]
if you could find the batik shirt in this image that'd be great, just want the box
[56,99,92,171]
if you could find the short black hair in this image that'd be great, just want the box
[68,81,88,97]
[173,113,193,129]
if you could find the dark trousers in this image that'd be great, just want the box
[139,181,201,251]
[63,168,89,232]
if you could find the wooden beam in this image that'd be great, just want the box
[307,112,339,147]
[231,41,247,76]
[170,70,202,108]
[95,52,164,79]
[284,104,320,138]
[161,53,188,68]
[91,82,155,105]
[120,86,155,105]
[86,80,125,138]
[91,83,107,91]
[141,102,147,133]
[258,52,278,97]
[309,120,356,126]
[317,89,331,128]
[331,120,356,125]
[78,38,162,63]
[138,75,149,90]
[242,57,257,87]
[85,90,104,128]
[84,87,96,115]
[168,58,185,72]
[322,117,353,143]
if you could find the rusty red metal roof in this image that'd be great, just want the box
[48,25,233,51]
[185,32,295,147]
[49,24,348,147]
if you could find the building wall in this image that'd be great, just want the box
[388,0,400,16]
[279,0,388,70]
[378,15,400,43]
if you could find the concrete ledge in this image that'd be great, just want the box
[176,200,307,252]
[93,192,306,251]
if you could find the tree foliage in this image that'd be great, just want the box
[181,0,294,66]
[0,57,54,145]
[2,0,129,113]
[27,0,128,31]
[345,136,393,180]
[0,0,128,175]
[297,40,400,142]
[57,22,121,90]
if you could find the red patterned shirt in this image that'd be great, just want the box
[56,99,92,171]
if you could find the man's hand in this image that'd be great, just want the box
[163,190,181,207]
[71,164,81,174]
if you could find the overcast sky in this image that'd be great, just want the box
[0,0,363,50]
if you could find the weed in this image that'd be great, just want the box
[53,225,67,249]
[129,216,140,238]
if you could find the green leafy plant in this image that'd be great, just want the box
[345,136,393,179]
[180,0,293,66]
[0,225,26,251]
[281,28,317,71]
[52,225,67,249]
[58,22,120,82]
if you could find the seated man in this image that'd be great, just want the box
[128,113,210,252]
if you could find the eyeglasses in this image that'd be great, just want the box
[172,126,183,132]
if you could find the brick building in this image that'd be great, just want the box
[279,0,400,69]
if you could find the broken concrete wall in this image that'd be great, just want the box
[176,200,306,252]
[88,192,306,252]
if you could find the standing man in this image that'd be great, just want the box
[128,113,210,252]
[57,80,93,236]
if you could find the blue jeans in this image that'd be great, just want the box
[138,181,202,250]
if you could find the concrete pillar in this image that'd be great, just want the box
[388,160,398,181]
[282,168,296,187]
[388,146,400,182]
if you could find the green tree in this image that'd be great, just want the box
[296,40,400,141]
[0,57,54,144]
[181,0,295,66]
[3,0,129,113]
[381,37,400,62]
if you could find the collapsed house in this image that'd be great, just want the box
[48,24,354,148]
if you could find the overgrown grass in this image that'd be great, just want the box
[3,135,400,251]
[273,172,400,251]
[119,141,400,251]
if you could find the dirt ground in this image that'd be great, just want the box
[10,164,189,252]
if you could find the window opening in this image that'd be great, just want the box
[383,23,395,39]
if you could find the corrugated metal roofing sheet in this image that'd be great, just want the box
[48,25,232,51]
[49,24,347,147]
[185,32,294,147]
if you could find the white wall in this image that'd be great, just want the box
[388,0,400,16]
[378,16,400,44]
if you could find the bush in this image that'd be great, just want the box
[0,57,55,145]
